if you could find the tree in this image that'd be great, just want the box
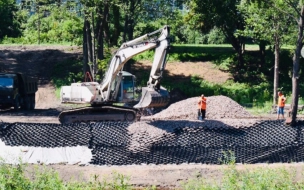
[121,0,144,42]
[237,0,294,105]
[288,1,304,125]
[187,0,246,81]
[0,0,22,40]
[81,1,98,81]
[81,0,119,81]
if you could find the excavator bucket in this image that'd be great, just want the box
[134,86,170,109]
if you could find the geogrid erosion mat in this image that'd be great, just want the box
[1,119,304,165]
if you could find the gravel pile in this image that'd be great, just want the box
[126,117,262,154]
[143,95,253,120]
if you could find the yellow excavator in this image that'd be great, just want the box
[59,26,170,123]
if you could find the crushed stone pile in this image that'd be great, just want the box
[143,95,253,120]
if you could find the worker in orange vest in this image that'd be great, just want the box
[277,91,286,119]
[198,94,207,120]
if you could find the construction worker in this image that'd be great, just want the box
[198,94,207,120]
[277,91,286,119]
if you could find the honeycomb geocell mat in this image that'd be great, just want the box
[1,119,304,165]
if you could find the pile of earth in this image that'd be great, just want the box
[143,95,253,121]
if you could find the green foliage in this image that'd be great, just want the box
[0,159,132,189]
[51,58,83,89]
[182,157,304,189]
[132,50,156,61]
[169,11,204,44]
[20,4,83,45]
[201,27,227,44]
[169,44,234,63]
[160,74,271,106]
[222,165,299,189]
[237,0,296,46]
[0,0,23,40]
[246,100,274,115]
[0,160,31,189]
[30,166,66,190]
[3,157,304,190]
[187,0,245,45]
[135,9,206,44]
[1,36,24,44]
[96,48,113,80]
[134,23,164,39]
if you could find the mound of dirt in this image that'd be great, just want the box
[144,95,253,120]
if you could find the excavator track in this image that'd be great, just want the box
[58,105,140,124]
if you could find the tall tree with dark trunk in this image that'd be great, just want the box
[102,1,110,47]
[122,0,142,42]
[81,0,110,81]
[290,3,304,125]
[237,0,292,106]
[112,2,120,46]
[96,2,104,62]
[83,12,94,80]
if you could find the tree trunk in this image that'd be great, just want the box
[123,14,128,42]
[83,14,94,80]
[85,16,94,79]
[290,5,304,126]
[103,1,110,47]
[91,12,96,80]
[273,35,280,106]
[229,35,244,80]
[83,21,89,78]
[122,0,129,43]
[259,41,266,67]
[96,5,104,62]
[112,4,120,46]
[127,0,135,41]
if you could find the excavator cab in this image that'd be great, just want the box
[114,71,170,109]
[116,71,137,103]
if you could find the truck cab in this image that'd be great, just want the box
[0,73,38,110]
[0,73,18,109]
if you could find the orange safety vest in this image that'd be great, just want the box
[198,97,207,109]
[278,95,285,107]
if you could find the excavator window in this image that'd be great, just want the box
[119,76,135,102]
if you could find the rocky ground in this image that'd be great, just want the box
[0,45,287,189]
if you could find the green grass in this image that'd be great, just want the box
[0,160,134,190]
[245,97,304,116]
[182,153,304,189]
[183,165,304,190]
[2,158,304,189]
[245,101,274,115]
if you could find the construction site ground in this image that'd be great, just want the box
[0,45,300,189]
